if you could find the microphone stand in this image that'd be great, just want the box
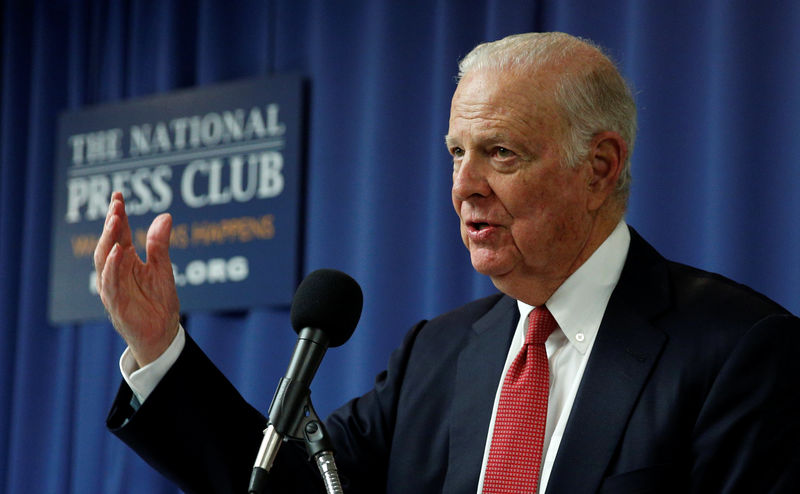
[303,406,344,494]
[248,391,344,494]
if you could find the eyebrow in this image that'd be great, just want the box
[483,133,511,145]
[444,133,511,147]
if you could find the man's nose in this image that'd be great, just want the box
[452,153,491,200]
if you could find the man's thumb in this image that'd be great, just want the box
[145,213,173,265]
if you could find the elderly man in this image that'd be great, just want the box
[98,33,799,493]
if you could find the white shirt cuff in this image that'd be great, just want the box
[119,324,186,404]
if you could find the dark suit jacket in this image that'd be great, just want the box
[108,229,800,493]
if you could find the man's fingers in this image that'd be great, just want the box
[111,192,134,248]
[101,242,141,305]
[99,242,122,305]
[94,201,121,286]
[101,242,136,302]
[94,194,132,267]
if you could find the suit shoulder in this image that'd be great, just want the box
[669,261,789,311]
[626,228,795,326]
[665,260,796,332]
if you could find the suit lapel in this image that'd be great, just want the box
[545,229,672,494]
[444,295,518,493]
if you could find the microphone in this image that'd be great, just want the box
[249,269,363,494]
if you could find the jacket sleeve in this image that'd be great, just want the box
[106,333,318,493]
[107,321,428,494]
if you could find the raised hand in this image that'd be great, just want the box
[94,191,180,367]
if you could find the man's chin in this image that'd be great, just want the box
[469,253,514,279]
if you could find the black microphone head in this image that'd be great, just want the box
[290,269,363,347]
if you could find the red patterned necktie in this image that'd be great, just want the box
[482,306,558,493]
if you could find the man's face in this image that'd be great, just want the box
[447,68,597,300]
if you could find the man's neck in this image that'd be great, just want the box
[496,211,624,306]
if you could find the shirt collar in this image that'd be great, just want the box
[516,220,630,354]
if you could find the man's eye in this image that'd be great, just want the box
[450,147,464,157]
[493,147,514,159]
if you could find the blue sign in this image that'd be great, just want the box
[49,74,306,323]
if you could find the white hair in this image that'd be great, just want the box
[458,32,637,204]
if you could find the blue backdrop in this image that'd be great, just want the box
[2,1,799,492]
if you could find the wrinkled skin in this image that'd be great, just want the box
[447,68,625,305]
[94,191,180,367]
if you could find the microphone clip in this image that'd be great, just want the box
[250,388,343,494]
[271,386,333,460]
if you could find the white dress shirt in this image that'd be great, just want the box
[475,220,630,493]
[120,323,185,404]
[122,222,631,493]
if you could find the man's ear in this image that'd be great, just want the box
[586,131,627,211]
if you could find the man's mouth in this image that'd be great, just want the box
[467,221,495,232]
